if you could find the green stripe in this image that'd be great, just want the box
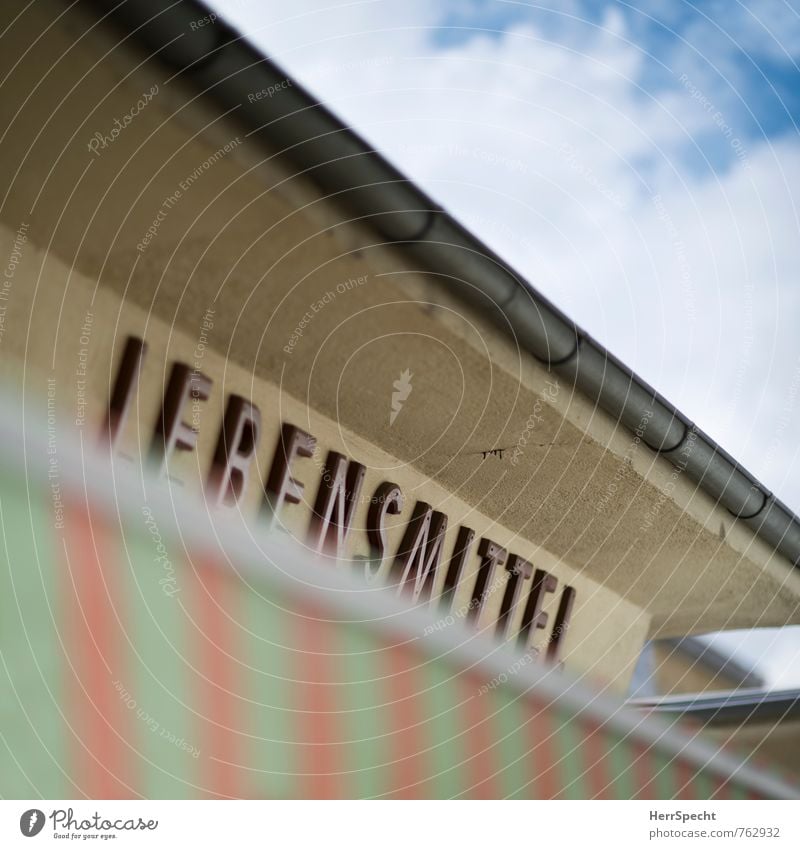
[0,477,68,797]
[241,582,299,799]
[728,774,749,800]
[554,707,586,799]
[491,692,532,798]
[692,765,716,799]
[606,734,636,800]
[124,526,198,798]
[422,655,470,798]
[337,621,390,798]
[653,749,676,799]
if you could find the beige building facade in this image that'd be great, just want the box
[2,0,799,697]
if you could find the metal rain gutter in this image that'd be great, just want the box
[631,688,800,727]
[81,0,800,569]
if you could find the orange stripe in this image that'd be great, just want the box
[63,499,135,798]
[295,604,343,799]
[582,720,613,799]
[711,774,732,800]
[675,756,697,799]
[193,557,242,798]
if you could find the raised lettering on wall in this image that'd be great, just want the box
[101,335,147,447]
[517,568,557,653]
[263,423,316,527]
[391,501,448,603]
[546,585,576,666]
[496,554,533,640]
[102,342,579,664]
[207,395,261,507]
[150,362,212,474]
[468,538,507,627]
[308,451,366,557]
[439,526,475,612]
[365,482,404,579]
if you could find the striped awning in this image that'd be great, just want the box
[0,416,796,800]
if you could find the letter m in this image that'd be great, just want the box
[391,501,448,603]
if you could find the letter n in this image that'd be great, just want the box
[308,451,365,557]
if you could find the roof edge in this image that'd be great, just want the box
[80,0,800,570]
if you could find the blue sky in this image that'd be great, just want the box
[213,0,800,687]
[430,0,800,181]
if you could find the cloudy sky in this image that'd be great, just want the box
[211,0,800,687]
